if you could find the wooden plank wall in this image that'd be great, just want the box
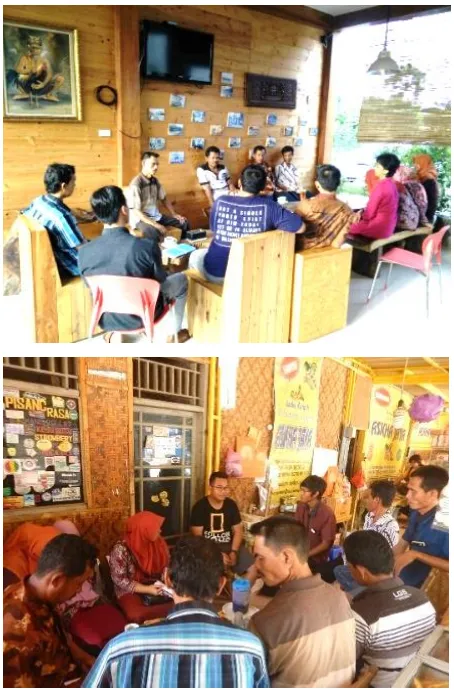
[3,5,324,234]
[3,6,117,233]
[140,5,324,228]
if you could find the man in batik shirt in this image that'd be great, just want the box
[3,533,96,688]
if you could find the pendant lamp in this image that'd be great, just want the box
[393,358,408,430]
[368,6,400,75]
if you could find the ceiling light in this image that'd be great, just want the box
[368,6,400,75]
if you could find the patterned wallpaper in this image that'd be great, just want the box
[316,359,349,451]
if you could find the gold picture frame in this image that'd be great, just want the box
[3,19,82,121]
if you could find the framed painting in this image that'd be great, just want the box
[3,20,82,121]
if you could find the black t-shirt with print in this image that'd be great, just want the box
[190,496,241,552]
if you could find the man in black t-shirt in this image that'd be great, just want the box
[190,471,255,577]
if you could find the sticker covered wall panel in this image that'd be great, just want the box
[3,388,83,509]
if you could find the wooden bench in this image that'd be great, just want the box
[186,230,295,343]
[290,245,353,342]
[349,226,433,278]
[3,214,102,342]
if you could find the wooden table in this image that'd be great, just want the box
[161,231,213,271]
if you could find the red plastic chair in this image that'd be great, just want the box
[85,275,177,342]
[367,226,450,318]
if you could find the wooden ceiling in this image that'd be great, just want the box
[354,358,449,402]
[246,5,450,31]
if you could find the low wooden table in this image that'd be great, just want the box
[161,231,213,271]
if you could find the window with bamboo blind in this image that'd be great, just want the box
[357,12,451,145]
[330,10,450,147]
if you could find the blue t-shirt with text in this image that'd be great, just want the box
[400,507,449,588]
[204,195,301,277]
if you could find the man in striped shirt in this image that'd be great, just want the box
[83,536,268,689]
[274,146,301,202]
[344,530,436,688]
[249,516,356,688]
[335,480,399,594]
[22,163,87,279]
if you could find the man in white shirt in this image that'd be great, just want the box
[275,146,301,202]
[334,480,400,596]
[196,146,236,208]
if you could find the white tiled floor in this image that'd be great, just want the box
[299,245,451,351]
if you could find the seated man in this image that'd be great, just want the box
[78,185,189,343]
[344,530,436,688]
[188,165,303,283]
[3,533,97,688]
[249,516,355,688]
[296,164,360,249]
[274,146,301,202]
[394,465,449,588]
[128,151,190,241]
[196,145,236,209]
[250,145,275,195]
[190,471,255,579]
[83,536,269,689]
[335,479,400,594]
[22,162,86,279]
[295,474,338,580]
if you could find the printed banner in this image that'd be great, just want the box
[358,385,413,483]
[3,389,82,509]
[267,358,322,510]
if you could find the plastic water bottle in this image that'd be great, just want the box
[232,578,250,614]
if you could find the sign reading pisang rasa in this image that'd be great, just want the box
[358,385,413,483]
[267,358,323,510]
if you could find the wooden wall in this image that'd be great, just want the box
[140,5,325,228]
[3,5,324,234]
[3,6,117,233]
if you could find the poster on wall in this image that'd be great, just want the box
[267,357,322,510]
[3,388,83,509]
[357,385,413,483]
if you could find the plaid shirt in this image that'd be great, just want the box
[83,601,269,689]
[22,194,85,277]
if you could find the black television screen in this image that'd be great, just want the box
[141,21,214,85]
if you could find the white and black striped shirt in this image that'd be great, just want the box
[275,162,300,192]
[363,510,400,547]
[351,578,436,688]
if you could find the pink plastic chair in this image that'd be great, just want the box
[85,275,177,342]
[367,226,450,318]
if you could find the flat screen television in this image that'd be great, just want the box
[141,20,214,85]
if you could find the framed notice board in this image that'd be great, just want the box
[3,386,83,510]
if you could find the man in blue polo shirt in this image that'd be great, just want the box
[394,465,449,588]
[22,163,86,279]
[188,165,304,283]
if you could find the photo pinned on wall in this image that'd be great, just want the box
[294,137,304,147]
[149,108,165,121]
[191,110,206,123]
[168,123,184,136]
[219,149,225,160]
[191,137,205,150]
[169,93,186,108]
[149,137,166,151]
[298,117,308,126]
[226,112,244,128]
[248,126,260,136]
[210,125,223,135]
[266,137,277,148]
[283,126,294,136]
[220,85,233,98]
[221,72,234,85]
[169,151,185,164]
[266,113,278,126]
[309,127,319,136]
[228,137,242,148]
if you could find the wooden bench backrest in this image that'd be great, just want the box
[223,230,295,343]
[15,214,92,342]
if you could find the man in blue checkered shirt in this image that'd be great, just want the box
[83,536,269,689]
[22,163,86,279]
